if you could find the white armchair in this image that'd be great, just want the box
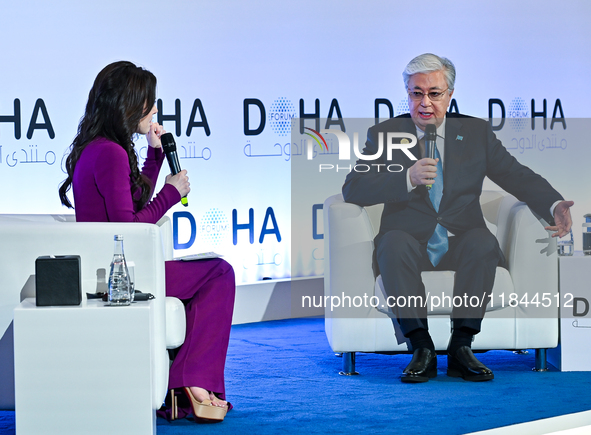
[0,214,185,413]
[323,191,559,374]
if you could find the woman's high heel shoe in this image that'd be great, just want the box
[183,387,227,422]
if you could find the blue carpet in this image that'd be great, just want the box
[2,317,591,435]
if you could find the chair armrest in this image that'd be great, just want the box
[157,216,174,261]
[165,297,186,349]
[501,199,559,311]
[323,194,376,316]
[497,199,559,348]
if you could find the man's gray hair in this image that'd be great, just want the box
[403,53,456,91]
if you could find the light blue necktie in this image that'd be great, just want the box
[427,144,448,267]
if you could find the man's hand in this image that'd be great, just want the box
[408,157,439,187]
[545,200,574,238]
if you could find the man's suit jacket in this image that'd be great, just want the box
[342,113,563,245]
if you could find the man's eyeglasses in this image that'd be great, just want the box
[407,88,449,101]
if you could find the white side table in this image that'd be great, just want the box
[14,298,157,435]
[548,252,591,371]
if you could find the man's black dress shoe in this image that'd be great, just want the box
[447,346,494,382]
[401,348,437,383]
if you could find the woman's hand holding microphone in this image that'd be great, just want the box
[166,170,191,198]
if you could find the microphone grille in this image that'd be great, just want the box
[161,132,176,152]
[425,124,437,140]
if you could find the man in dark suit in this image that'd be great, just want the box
[342,53,573,383]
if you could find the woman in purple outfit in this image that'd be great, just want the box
[59,61,235,422]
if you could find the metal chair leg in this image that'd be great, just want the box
[339,352,359,375]
[533,348,548,371]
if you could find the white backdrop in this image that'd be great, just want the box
[2,0,591,284]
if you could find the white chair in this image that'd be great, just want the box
[0,214,185,416]
[323,191,559,374]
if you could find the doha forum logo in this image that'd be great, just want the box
[507,97,529,132]
[269,97,296,136]
[199,208,230,246]
[396,99,410,116]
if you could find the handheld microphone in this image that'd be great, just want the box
[161,133,188,207]
[425,124,437,190]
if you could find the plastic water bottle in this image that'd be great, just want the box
[584,214,591,256]
[108,235,131,305]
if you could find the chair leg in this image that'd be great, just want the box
[339,352,359,376]
[533,348,548,371]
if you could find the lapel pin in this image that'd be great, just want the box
[400,138,410,144]
[456,135,463,141]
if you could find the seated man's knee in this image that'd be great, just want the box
[377,230,421,264]
[461,228,499,258]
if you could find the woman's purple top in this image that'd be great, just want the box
[72,137,180,223]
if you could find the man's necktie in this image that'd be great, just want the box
[427,142,448,267]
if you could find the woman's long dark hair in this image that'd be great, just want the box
[59,61,157,209]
